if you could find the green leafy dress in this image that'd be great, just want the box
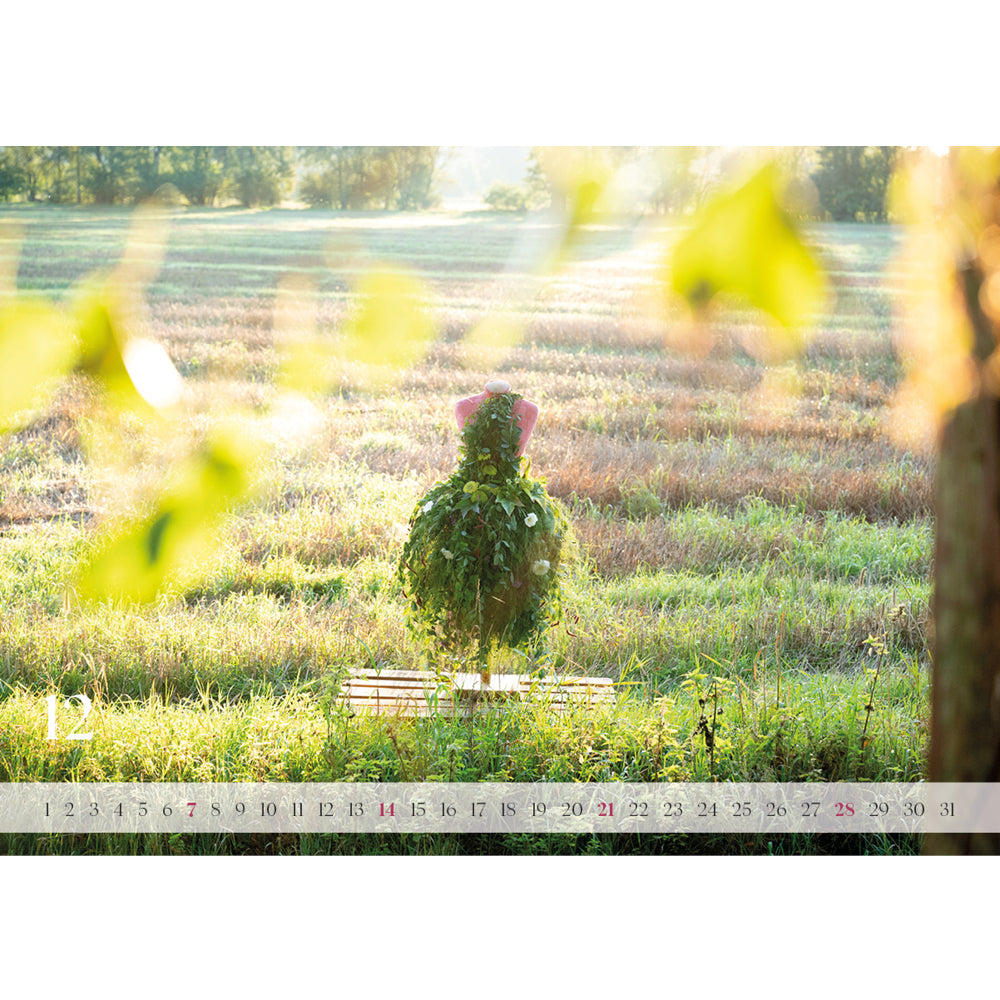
[398,391,569,670]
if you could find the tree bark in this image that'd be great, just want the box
[925,256,1000,854]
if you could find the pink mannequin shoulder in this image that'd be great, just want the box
[454,379,539,457]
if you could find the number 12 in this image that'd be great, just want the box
[46,694,93,741]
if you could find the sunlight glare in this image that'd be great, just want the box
[122,338,184,409]
[266,392,324,449]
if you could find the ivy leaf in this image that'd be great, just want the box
[669,164,828,333]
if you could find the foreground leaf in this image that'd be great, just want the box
[342,267,435,384]
[74,427,262,603]
[0,300,78,431]
[670,164,828,334]
[71,277,182,411]
[536,148,617,268]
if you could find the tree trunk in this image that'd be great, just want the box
[925,257,1000,854]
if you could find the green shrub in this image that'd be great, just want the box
[484,182,530,212]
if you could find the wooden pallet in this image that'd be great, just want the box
[342,669,615,717]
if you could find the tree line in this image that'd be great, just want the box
[488,146,903,222]
[0,145,901,221]
[0,146,442,210]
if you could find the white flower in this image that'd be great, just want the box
[441,548,454,560]
[531,559,550,575]
[422,501,434,513]
[524,513,538,527]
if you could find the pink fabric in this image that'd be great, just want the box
[455,388,539,457]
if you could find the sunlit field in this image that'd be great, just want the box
[0,205,933,855]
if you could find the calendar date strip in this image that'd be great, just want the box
[2,782,998,834]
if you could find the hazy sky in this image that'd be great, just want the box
[437,146,531,205]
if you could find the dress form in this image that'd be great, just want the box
[399,377,564,684]
[454,379,539,457]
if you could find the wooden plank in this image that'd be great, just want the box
[344,669,445,682]
[452,673,522,694]
[342,669,615,716]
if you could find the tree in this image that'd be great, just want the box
[890,147,1000,853]
[134,145,169,201]
[367,151,397,209]
[349,146,376,208]
[296,146,373,209]
[297,146,358,209]
[294,147,442,210]
[10,146,47,202]
[70,146,86,204]
[864,146,898,219]
[44,146,74,203]
[297,168,338,208]
[645,146,708,215]
[223,146,294,208]
[87,145,141,204]
[0,148,25,202]
[389,146,440,209]
[812,145,900,221]
[169,146,228,206]
[525,147,555,207]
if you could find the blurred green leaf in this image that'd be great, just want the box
[566,172,609,232]
[278,337,336,394]
[75,426,262,603]
[539,151,617,268]
[70,277,181,411]
[273,275,334,395]
[459,315,525,371]
[343,267,435,379]
[0,299,78,431]
[670,164,828,330]
[71,277,125,374]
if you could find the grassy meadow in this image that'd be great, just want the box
[0,204,933,854]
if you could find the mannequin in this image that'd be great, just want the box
[454,378,538,457]
[397,379,567,684]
